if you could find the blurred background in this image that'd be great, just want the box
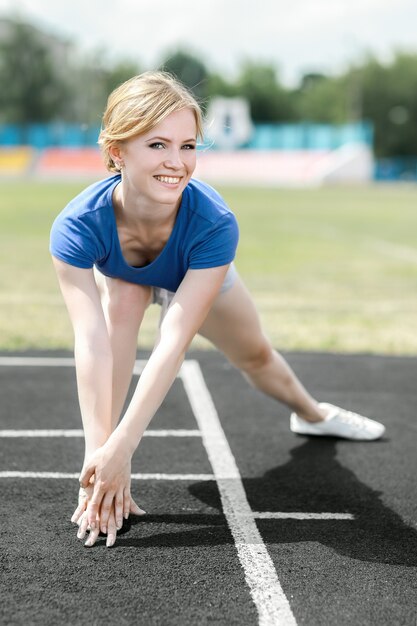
[0,0,416,353]
[1,0,417,181]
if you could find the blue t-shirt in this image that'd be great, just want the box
[50,175,239,292]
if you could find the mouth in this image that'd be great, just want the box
[154,175,182,185]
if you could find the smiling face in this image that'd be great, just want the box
[111,108,198,210]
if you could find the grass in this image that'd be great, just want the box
[1,179,417,354]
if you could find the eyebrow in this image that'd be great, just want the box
[145,136,197,143]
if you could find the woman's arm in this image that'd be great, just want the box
[80,264,230,529]
[52,258,114,458]
[53,258,136,538]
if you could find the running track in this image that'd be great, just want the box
[0,350,416,625]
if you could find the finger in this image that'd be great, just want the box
[123,487,131,520]
[86,493,102,530]
[71,504,84,524]
[71,499,87,524]
[114,491,124,530]
[84,523,100,548]
[130,496,146,516]
[77,512,89,540]
[106,512,117,548]
[79,465,95,489]
[99,492,115,534]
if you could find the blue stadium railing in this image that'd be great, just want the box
[0,121,373,150]
[2,121,416,180]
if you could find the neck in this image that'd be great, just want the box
[113,181,181,228]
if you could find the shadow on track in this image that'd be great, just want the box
[116,439,417,566]
[243,438,417,567]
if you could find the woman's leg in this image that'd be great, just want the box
[94,270,152,428]
[198,274,325,422]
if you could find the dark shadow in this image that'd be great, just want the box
[94,512,230,549]
[112,439,417,565]
[242,438,417,566]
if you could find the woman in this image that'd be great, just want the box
[50,71,385,548]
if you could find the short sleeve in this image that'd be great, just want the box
[49,214,102,269]
[188,212,239,269]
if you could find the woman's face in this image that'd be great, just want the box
[117,108,198,207]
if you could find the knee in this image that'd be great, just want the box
[106,281,152,324]
[235,337,274,374]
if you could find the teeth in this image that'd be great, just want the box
[155,176,180,184]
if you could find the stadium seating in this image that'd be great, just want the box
[36,148,107,177]
[0,147,35,176]
[194,146,373,186]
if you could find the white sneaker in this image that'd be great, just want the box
[290,402,386,441]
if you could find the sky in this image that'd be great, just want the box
[1,0,416,85]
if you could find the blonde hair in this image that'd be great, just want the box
[98,71,204,172]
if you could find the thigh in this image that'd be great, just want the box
[198,274,269,367]
[93,268,152,326]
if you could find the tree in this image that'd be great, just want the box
[159,49,209,101]
[0,18,68,124]
[102,59,142,96]
[205,72,239,99]
[295,53,417,156]
[236,62,296,122]
[359,53,417,157]
[64,54,141,125]
[2,15,417,157]
[293,74,350,123]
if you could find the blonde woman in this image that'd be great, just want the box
[50,72,385,548]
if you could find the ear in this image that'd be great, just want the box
[109,143,124,166]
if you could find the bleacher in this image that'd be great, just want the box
[0,121,375,184]
[36,148,107,178]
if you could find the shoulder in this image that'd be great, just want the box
[185,178,234,224]
[55,174,120,224]
[183,180,239,270]
[50,175,120,268]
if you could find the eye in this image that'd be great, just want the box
[149,142,165,149]
[182,144,196,150]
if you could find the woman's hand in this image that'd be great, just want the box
[72,485,146,547]
[71,484,93,525]
[79,434,134,532]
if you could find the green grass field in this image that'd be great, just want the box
[1,179,416,354]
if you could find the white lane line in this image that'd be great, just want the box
[144,430,201,437]
[252,512,354,520]
[0,357,76,367]
[0,471,215,481]
[0,357,147,372]
[0,468,358,519]
[181,360,297,626]
[364,237,417,265]
[131,473,214,481]
[0,429,201,438]
[0,467,358,519]
[0,472,80,479]
[0,430,85,437]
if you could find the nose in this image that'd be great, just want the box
[164,147,183,169]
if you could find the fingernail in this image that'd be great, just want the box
[124,513,129,520]
[84,539,93,547]
[106,535,115,547]
[102,525,107,534]
[90,522,96,530]
[116,521,122,530]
